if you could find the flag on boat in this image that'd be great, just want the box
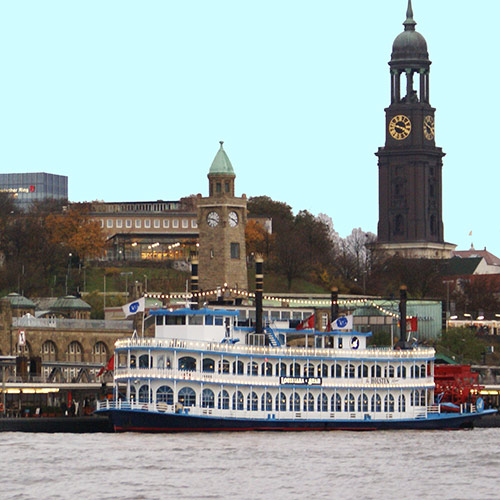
[122,297,145,317]
[97,355,115,377]
[399,317,418,332]
[296,314,315,330]
[331,315,353,330]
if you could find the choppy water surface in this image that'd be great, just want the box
[1,429,499,500]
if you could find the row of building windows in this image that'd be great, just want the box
[133,385,427,412]
[16,340,109,363]
[100,218,197,230]
[94,202,182,213]
[132,354,429,379]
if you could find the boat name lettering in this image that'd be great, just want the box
[371,378,391,384]
[280,376,322,386]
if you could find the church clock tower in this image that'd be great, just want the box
[376,1,455,259]
[197,142,248,292]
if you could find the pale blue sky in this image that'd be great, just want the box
[0,1,498,255]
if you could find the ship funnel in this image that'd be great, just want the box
[255,255,263,334]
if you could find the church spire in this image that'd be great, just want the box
[403,0,416,31]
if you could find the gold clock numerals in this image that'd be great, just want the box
[423,115,435,140]
[389,114,412,140]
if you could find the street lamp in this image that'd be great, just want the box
[65,253,72,295]
[120,272,133,298]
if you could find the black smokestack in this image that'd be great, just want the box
[191,258,199,310]
[255,256,263,334]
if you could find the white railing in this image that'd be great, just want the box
[114,337,435,360]
[96,399,444,419]
[113,367,435,390]
[13,316,133,331]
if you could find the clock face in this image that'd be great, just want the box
[206,211,219,227]
[389,114,412,140]
[228,211,239,227]
[423,115,435,140]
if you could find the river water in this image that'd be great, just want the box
[1,429,498,500]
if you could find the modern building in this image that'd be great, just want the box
[0,172,68,211]
[375,2,455,259]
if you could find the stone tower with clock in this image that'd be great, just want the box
[197,141,248,292]
[376,1,455,259]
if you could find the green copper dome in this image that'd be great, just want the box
[2,292,36,309]
[209,141,235,175]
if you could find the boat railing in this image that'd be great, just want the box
[113,367,435,389]
[114,337,435,360]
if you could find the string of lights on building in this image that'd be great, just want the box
[144,289,412,320]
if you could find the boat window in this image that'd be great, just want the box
[130,355,136,368]
[281,311,290,320]
[202,358,215,373]
[138,385,152,403]
[317,363,328,378]
[188,315,203,326]
[338,337,343,349]
[397,365,406,378]
[178,356,196,371]
[277,362,287,377]
[290,362,301,377]
[247,361,258,376]
[344,393,355,412]
[233,360,244,375]
[156,386,174,405]
[129,386,136,401]
[358,364,368,378]
[305,363,315,377]
[303,392,314,411]
[214,316,223,326]
[139,354,152,369]
[155,316,164,326]
[292,311,302,320]
[332,393,342,412]
[202,389,215,408]
[262,392,273,411]
[398,394,406,412]
[344,363,355,378]
[205,315,213,325]
[247,391,258,411]
[371,365,382,378]
[233,391,244,410]
[332,363,341,378]
[218,390,230,409]
[371,393,382,412]
[318,393,328,412]
[218,359,230,373]
[289,392,300,411]
[178,387,196,407]
[276,392,286,411]
[420,364,426,378]
[420,389,426,406]
[262,362,273,377]
[410,390,417,406]
[166,315,186,325]
[384,365,395,378]
[384,394,395,412]
[358,393,369,412]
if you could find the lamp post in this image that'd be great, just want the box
[65,253,72,295]
[120,271,133,298]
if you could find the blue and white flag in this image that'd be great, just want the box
[331,315,353,331]
[122,297,145,317]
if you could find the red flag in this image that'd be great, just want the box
[296,314,315,330]
[407,317,418,332]
[97,354,115,377]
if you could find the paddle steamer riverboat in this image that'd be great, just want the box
[96,307,494,431]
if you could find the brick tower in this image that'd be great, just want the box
[197,142,248,292]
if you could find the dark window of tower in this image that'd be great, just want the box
[430,215,436,235]
[210,183,213,196]
[225,181,229,192]
[429,182,435,198]
[216,182,222,193]
[394,214,404,235]
[230,242,240,259]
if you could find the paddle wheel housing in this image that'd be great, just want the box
[434,365,482,405]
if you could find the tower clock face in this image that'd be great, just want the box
[228,211,239,227]
[206,211,220,227]
[423,115,435,140]
[389,114,412,140]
